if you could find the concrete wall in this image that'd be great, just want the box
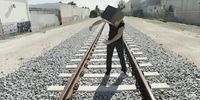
[0,0,31,34]
[123,0,141,14]
[131,0,141,11]
[60,4,90,25]
[30,13,60,31]
[29,3,90,26]
[29,8,61,31]
[161,0,200,25]
[123,1,132,15]
[142,5,162,17]
[124,0,154,16]
[140,0,161,17]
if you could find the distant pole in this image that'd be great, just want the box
[199,2,200,25]
[0,19,4,39]
[26,0,32,32]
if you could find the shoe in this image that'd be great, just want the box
[121,69,127,73]
[120,72,128,78]
[123,71,127,75]
[105,71,110,75]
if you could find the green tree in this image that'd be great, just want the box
[118,0,126,10]
[67,1,76,6]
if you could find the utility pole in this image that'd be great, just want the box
[0,19,4,39]
[199,2,200,25]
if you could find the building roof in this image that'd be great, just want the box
[29,3,61,9]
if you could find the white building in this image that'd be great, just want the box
[123,0,200,25]
[60,3,90,24]
[29,4,61,31]
[122,0,132,15]
[123,0,144,16]
[29,2,90,26]
[161,0,200,25]
[0,0,31,35]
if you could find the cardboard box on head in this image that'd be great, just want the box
[101,5,124,25]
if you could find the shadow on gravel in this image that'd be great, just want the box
[93,73,126,100]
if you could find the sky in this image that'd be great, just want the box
[28,0,129,10]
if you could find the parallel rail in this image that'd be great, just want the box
[59,23,106,100]
[124,41,156,100]
[57,23,168,100]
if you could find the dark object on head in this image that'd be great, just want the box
[101,5,124,24]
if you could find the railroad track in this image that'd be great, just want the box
[47,23,170,100]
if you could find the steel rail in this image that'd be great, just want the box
[124,40,156,100]
[59,23,106,100]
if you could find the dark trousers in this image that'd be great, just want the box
[106,40,127,73]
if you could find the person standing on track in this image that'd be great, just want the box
[89,17,127,75]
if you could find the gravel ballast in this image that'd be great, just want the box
[125,24,200,100]
[0,26,96,100]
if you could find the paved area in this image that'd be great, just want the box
[0,18,98,77]
[125,17,200,68]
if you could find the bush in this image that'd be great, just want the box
[154,6,176,22]
[89,10,98,18]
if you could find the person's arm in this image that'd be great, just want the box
[89,19,105,31]
[103,26,124,45]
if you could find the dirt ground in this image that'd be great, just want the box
[0,18,98,77]
[125,17,200,68]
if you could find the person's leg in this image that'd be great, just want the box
[116,41,127,73]
[106,43,115,75]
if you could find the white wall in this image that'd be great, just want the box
[60,4,90,17]
[131,0,141,11]
[30,13,59,31]
[161,0,200,25]
[123,0,132,15]
[0,0,30,23]
[60,4,90,24]
[0,0,31,34]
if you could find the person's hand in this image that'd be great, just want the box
[103,40,111,45]
[89,25,93,31]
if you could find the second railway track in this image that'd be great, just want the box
[47,23,170,100]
